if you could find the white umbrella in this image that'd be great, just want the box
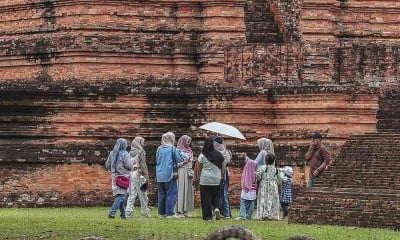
[198,122,246,140]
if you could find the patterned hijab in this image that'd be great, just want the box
[177,135,193,162]
[161,132,175,147]
[213,137,232,164]
[257,137,274,155]
[108,138,128,172]
[130,137,145,157]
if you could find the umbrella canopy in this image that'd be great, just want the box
[198,122,246,140]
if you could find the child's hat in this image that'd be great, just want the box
[284,166,293,177]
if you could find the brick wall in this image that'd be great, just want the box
[290,132,400,230]
[0,0,399,218]
[290,90,400,230]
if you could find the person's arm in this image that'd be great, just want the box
[177,152,189,167]
[314,146,331,176]
[105,152,112,171]
[226,149,232,165]
[174,148,185,163]
[256,165,265,181]
[277,169,284,184]
[305,142,314,161]
[255,151,265,166]
[221,160,227,182]
[123,152,133,171]
[194,160,202,184]
[138,150,149,180]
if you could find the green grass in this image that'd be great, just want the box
[0,207,398,240]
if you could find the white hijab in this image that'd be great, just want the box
[161,132,175,147]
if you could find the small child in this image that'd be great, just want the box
[237,157,257,220]
[280,166,293,220]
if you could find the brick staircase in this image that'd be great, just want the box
[377,90,400,132]
[244,0,283,43]
[290,132,400,229]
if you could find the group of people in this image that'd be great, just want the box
[105,131,331,221]
[238,138,292,220]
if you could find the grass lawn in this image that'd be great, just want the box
[0,206,399,240]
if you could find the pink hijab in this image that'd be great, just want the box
[241,159,257,192]
[177,135,193,162]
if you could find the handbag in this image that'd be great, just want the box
[140,182,148,192]
[116,175,130,189]
[172,147,179,180]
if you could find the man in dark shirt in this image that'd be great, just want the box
[305,132,331,187]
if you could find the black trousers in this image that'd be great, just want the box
[200,184,221,220]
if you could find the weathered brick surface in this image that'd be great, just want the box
[0,1,399,230]
[291,132,400,229]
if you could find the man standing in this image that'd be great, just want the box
[305,132,331,187]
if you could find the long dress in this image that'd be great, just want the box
[176,162,194,214]
[255,164,282,220]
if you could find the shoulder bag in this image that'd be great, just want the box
[172,147,179,180]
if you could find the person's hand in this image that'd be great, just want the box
[313,168,320,177]
[325,165,330,171]
[193,178,199,185]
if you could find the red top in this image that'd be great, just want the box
[306,144,331,179]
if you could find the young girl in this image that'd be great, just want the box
[256,153,282,220]
[237,157,257,220]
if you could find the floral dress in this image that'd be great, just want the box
[255,164,282,220]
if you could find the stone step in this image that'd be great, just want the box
[291,188,400,229]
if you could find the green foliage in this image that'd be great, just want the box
[0,207,398,240]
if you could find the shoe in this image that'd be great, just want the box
[183,212,192,218]
[166,215,181,219]
[214,209,221,220]
[141,213,151,218]
[126,212,133,218]
[108,214,115,219]
[223,216,231,219]
[159,215,166,218]
[120,216,127,220]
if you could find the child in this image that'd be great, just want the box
[280,166,293,220]
[236,157,257,220]
[256,153,282,220]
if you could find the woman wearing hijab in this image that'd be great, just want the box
[176,135,195,217]
[254,138,274,169]
[213,136,232,218]
[156,132,186,218]
[195,137,226,221]
[105,138,133,219]
[126,137,150,218]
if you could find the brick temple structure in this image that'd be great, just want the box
[0,0,399,229]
